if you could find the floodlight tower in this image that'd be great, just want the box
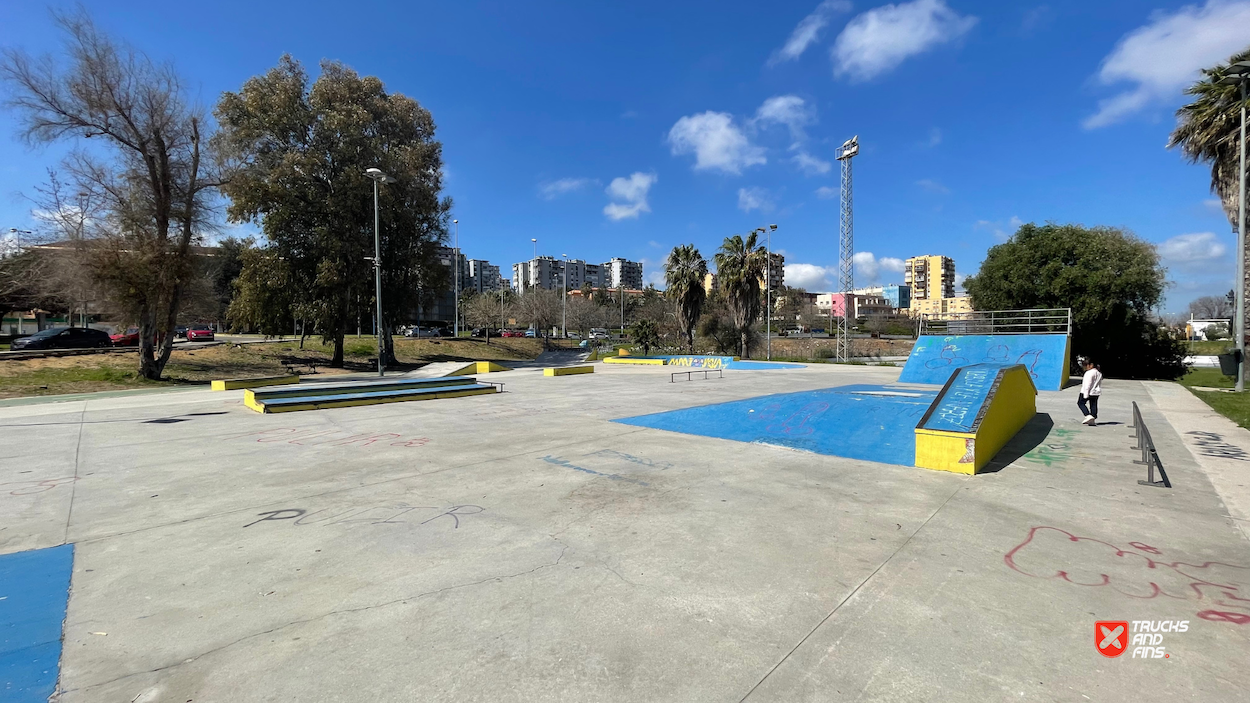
[835,135,859,363]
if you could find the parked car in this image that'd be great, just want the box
[566,332,582,340]
[10,327,113,351]
[186,325,215,342]
[110,327,141,347]
[500,329,523,338]
[589,328,610,340]
[404,327,444,338]
[174,326,188,339]
[524,329,537,338]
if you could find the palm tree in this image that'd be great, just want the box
[713,232,766,358]
[664,244,708,352]
[1169,47,1250,230]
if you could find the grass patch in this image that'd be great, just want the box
[1178,367,1250,429]
[0,337,546,399]
[1186,340,1234,355]
[1179,367,1235,389]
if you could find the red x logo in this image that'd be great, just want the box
[1096,621,1129,657]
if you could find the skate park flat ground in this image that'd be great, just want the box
[3,361,1250,701]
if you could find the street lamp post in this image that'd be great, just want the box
[453,219,460,338]
[562,253,568,339]
[1220,61,1250,392]
[365,168,394,377]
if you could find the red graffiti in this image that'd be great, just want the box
[1,476,80,496]
[1004,526,1250,624]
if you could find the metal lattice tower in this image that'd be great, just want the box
[835,136,859,362]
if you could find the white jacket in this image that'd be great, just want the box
[1081,368,1102,397]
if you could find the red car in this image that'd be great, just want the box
[186,325,215,342]
[501,329,523,338]
[110,327,140,347]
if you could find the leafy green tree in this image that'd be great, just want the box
[1169,47,1250,231]
[630,318,660,356]
[228,246,295,336]
[214,56,450,367]
[964,223,1185,379]
[713,232,766,358]
[664,244,708,352]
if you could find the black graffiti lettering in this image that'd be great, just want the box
[420,504,485,529]
[243,509,306,528]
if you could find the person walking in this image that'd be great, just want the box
[1078,357,1102,426]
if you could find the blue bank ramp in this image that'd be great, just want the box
[614,384,936,466]
[1,544,73,702]
[899,334,1070,391]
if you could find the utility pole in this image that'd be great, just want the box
[835,135,859,363]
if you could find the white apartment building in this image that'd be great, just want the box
[603,257,643,290]
[467,259,502,293]
[513,256,636,292]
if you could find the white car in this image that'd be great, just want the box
[589,328,610,340]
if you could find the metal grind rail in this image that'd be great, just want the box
[1130,401,1171,488]
[671,369,724,383]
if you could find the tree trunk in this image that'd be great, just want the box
[740,328,750,359]
[331,329,345,367]
[485,328,491,346]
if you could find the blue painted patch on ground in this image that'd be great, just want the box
[727,360,805,370]
[1,544,73,702]
[899,334,1068,390]
[614,384,936,466]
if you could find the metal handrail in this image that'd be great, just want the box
[671,369,723,383]
[919,308,1071,336]
[1130,401,1170,488]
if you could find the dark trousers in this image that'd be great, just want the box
[1078,394,1099,419]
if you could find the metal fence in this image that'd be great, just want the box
[919,308,1071,336]
[1130,401,1171,488]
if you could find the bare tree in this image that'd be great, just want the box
[464,291,504,344]
[2,11,217,378]
[1188,294,1233,320]
[516,288,560,336]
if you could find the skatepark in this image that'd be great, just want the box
[4,338,1250,702]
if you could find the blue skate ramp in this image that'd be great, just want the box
[899,334,1070,391]
[614,384,936,466]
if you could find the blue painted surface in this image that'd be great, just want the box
[727,360,805,370]
[614,384,936,466]
[920,363,1012,433]
[899,334,1068,390]
[1,544,73,703]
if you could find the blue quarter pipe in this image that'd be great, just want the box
[899,334,1070,391]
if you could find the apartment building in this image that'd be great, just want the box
[467,259,503,293]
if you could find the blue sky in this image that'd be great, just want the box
[1,0,1247,312]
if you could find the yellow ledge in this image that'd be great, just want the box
[212,375,300,391]
[446,361,511,376]
[544,366,594,376]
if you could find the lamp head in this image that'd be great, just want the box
[769,224,778,230]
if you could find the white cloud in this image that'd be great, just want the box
[603,172,657,221]
[738,187,775,213]
[854,251,906,283]
[975,215,1024,242]
[668,112,766,175]
[832,0,978,82]
[785,263,838,290]
[769,0,853,65]
[1204,198,1225,214]
[754,95,815,141]
[925,127,943,147]
[1160,231,1228,271]
[815,185,839,199]
[916,178,950,194]
[793,150,833,175]
[1084,0,1250,129]
[539,177,597,200]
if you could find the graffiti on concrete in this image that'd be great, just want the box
[243,504,483,529]
[1185,431,1250,462]
[1004,525,1250,624]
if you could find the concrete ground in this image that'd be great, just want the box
[2,361,1249,702]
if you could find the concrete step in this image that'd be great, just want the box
[246,381,498,414]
